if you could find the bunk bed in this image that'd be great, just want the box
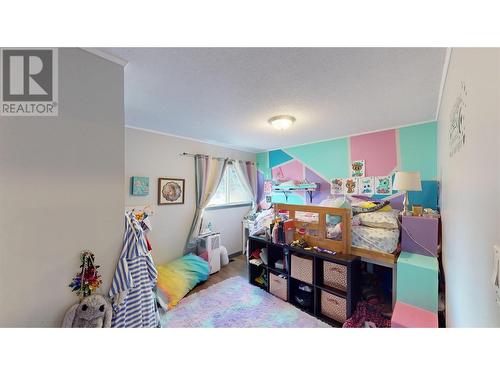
[274,203,400,264]
[274,203,400,305]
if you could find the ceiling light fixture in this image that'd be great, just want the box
[268,115,295,130]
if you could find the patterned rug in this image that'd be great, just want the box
[160,276,330,328]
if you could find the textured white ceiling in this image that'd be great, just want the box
[103,48,446,152]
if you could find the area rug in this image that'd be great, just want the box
[160,276,329,328]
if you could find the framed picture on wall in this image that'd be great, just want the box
[351,160,365,177]
[158,178,185,205]
[344,178,359,195]
[374,175,392,195]
[130,176,149,196]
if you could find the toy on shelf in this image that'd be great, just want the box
[290,237,309,249]
[314,246,336,256]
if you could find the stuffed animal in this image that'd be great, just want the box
[62,294,112,328]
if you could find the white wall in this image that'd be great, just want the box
[204,206,249,256]
[0,48,124,327]
[437,48,500,327]
[125,127,256,265]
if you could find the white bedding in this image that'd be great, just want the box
[248,208,274,236]
[351,225,399,254]
[325,222,399,254]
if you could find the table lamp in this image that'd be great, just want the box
[393,171,422,216]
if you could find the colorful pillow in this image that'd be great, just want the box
[357,210,400,230]
[156,253,210,311]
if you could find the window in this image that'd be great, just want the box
[208,165,252,207]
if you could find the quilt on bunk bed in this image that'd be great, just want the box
[351,226,399,254]
[350,200,400,254]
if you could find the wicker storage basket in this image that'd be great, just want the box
[291,254,313,284]
[323,261,347,291]
[321,290,347,323]
[269,273,288,301]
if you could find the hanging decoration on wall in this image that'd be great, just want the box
[263,180,273,194]
[374,175,393,195]
[158,177,185,205]
[331,178,344,194]
[131,176,149,196]
[358,177,375,195]
[449,81,467,157]
[69,251,102,298]
[262,180,273,209]
[351,160,365,177]
[344,178,359,195]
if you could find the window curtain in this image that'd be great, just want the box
[184,155,229,254]
[234,160,258,213]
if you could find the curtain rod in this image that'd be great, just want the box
[180,152,254,164]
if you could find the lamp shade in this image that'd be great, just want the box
[393,171,422,192]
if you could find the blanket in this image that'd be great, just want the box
[156,253,210,311]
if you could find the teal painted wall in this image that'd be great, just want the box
[256,151,271,179]
[399,122,437,180]
[269,149,293,168]
[256,122,438,207]
[284,138,350,180]
[257,122,437,181]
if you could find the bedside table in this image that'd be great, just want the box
[401,215,439,257]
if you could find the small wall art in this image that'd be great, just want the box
[344,178,358,195]
[264,180,273,194]
[158,178,185,205]
[131,176,149,196]
[351,160,365,177]
[358,177,375,195]
[449,81,467,157]
[331,178,344,194]
[374,175,392,195]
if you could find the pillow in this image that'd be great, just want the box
[357,209,400,230]
[320,197,351,209]
[348,196,373,206]
[156,253,210,311]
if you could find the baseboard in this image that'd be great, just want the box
[229,251,243,259]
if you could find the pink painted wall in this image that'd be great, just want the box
[272,159,304,182]
[350,129,398,176]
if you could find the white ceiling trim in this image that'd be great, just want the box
[265,119,437,152]
[125,125,258,153]
[81,48,128,66]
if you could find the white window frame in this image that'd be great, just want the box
[207,165,252,209]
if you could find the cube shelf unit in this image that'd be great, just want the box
[248,235,361,327]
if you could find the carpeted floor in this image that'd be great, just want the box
[187,254,247,296]
[160,275,329,328]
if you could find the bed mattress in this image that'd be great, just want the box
[351,225,399,254]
